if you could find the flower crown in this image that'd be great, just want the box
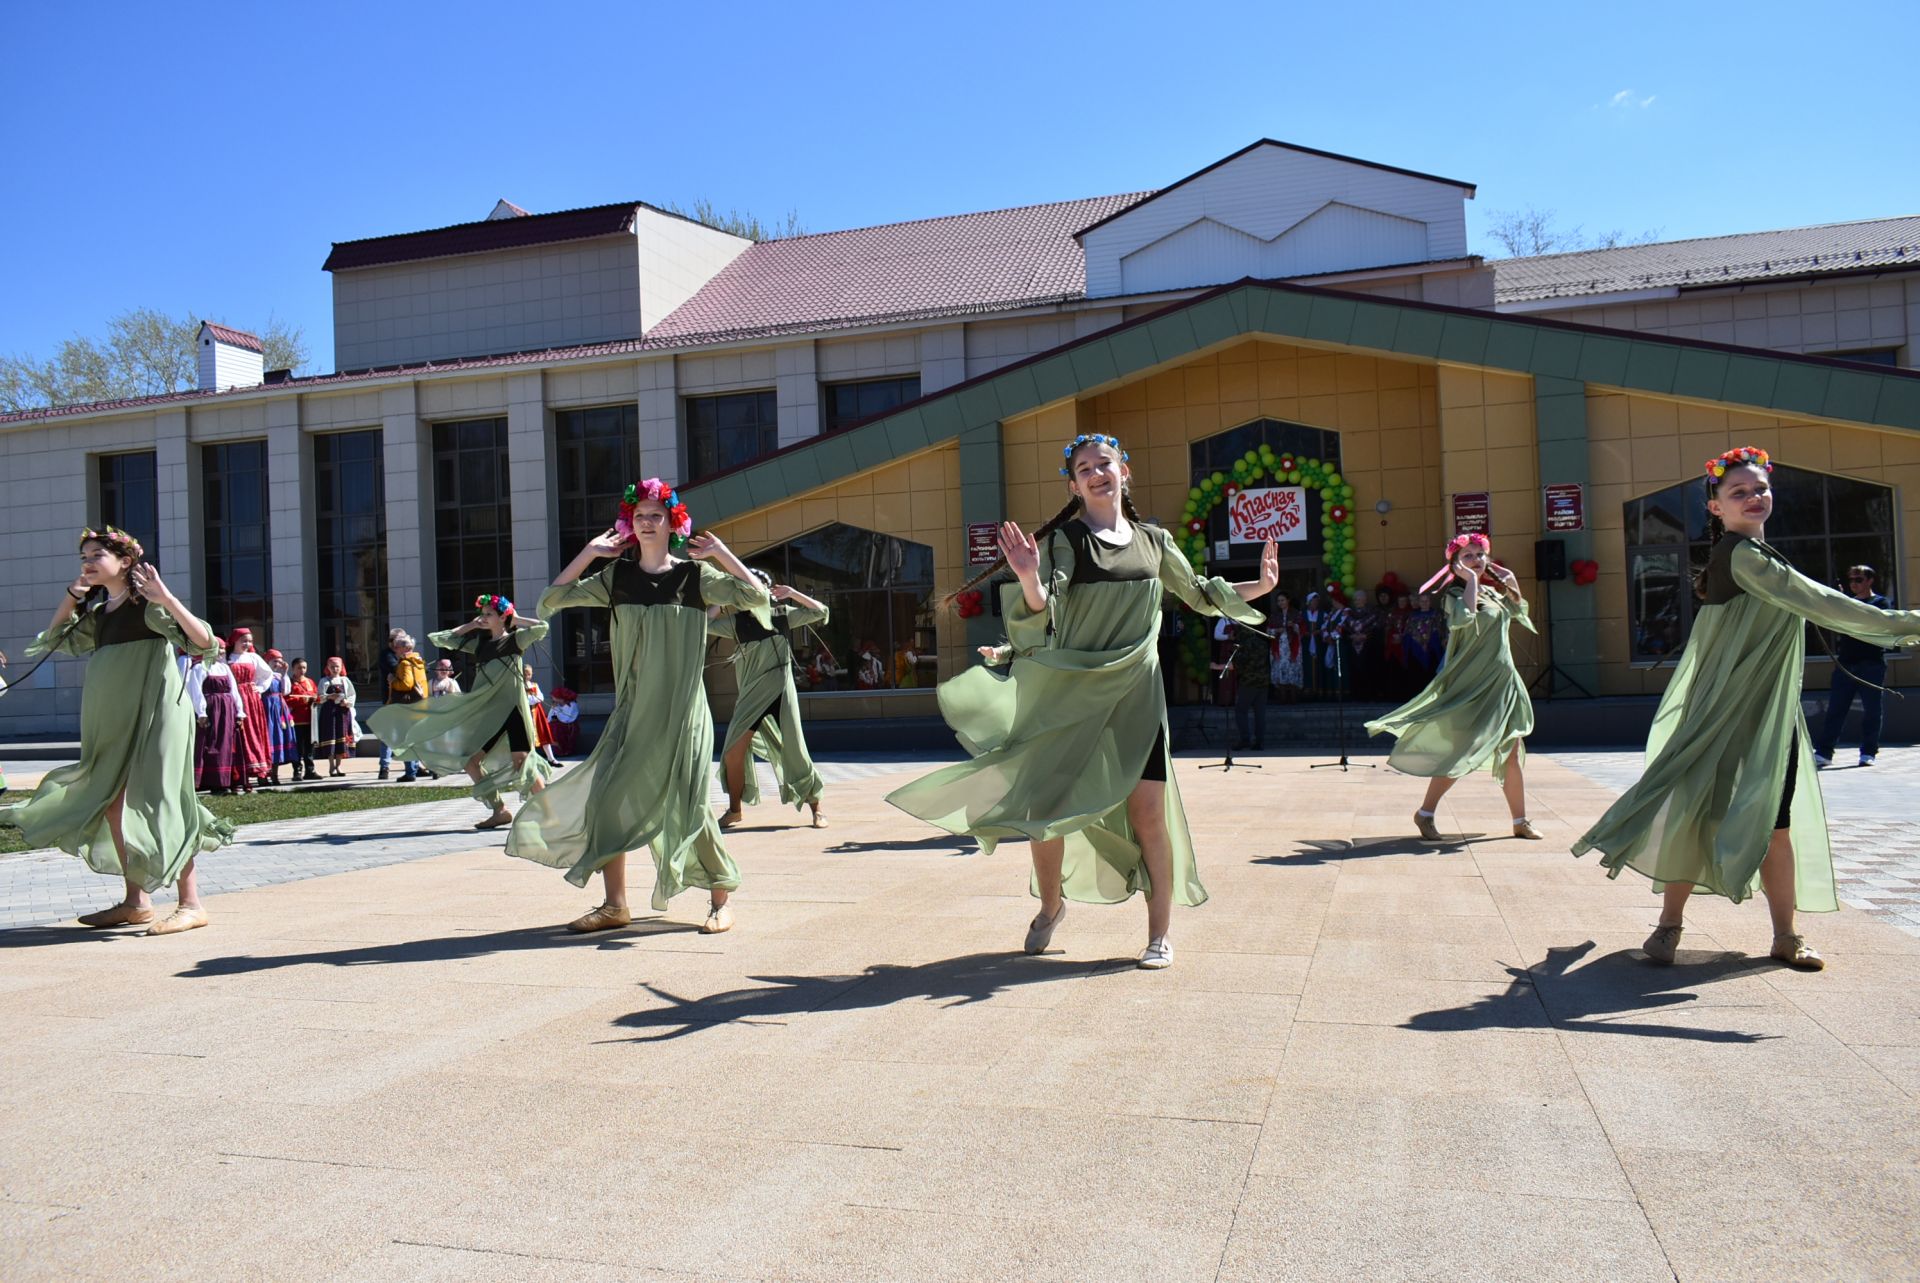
[1445,533,1491,563]
[78,525,144,561]
[1705,446,1772,481]
[1059,433,1130,478]
[615,478,693,550]
[475,593,514,617]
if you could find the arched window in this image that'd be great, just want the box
[1190,417,1341,584]
[743,523,936,692]
[1623,463,1897,661]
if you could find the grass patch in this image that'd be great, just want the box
[0,782,477,854]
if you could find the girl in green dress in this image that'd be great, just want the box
[1574,447,1920,971]
[708,574,830,830]
[1,528,233,935]
[506,479,770,934]
[887,434,1276,970]
[1365,533,1542,842]
[367,594,551,831]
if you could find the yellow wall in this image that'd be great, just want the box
[704,445,962,717]
[1586,390,1920,695]
[1003,339,1448,594]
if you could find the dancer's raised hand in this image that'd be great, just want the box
[1258,540,1280,592]
[999,522,1040,580]
[583,527,628,559]
[131,564,175,607]
[686,532,731,561]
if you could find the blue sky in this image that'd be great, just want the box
[3,0,1913,373]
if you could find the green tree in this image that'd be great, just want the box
[0,309,309,413]
[660,198,806,242]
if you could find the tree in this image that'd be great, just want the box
[0,309,310,413]
[1483,207,1661,258]
[660,198,806,242]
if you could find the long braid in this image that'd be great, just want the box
[944,495,1084,609]
[1692,477,1727,598]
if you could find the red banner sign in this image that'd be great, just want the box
[966,522,1000,566]
[1544,483,1585,532]
[1227,486,1308,543]
[1452,491,1491,536]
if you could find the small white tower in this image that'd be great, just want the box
[197,321,265,392]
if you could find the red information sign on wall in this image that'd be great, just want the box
[1452,492,1491,536]
[966,522,1000,567]
[1543,483,1585,532]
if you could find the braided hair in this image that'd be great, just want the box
[945,436,1148,609]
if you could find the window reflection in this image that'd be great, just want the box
[314,431,388,688]
[742,523,936,692]
[202,441,272,639]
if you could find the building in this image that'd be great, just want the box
[4,139,1918,736]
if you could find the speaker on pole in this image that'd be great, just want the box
[1534,538,1567,582]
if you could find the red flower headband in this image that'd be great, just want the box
[616,479,693,550]
[476,593,514,617]
[1705,446,1771,481]
[1417,533,1493,596]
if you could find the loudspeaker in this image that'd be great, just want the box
[1534,538,1567,582]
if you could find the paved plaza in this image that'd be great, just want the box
[3,748,1918,1281]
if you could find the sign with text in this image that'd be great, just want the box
[966,522,1000,566]
[1227,486,1308,543]
[1543,483,1585,532]
[1452,491,1491,536]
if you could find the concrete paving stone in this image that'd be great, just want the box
[1045,982,1298,1050]
[974,1033,1284,1124]
[1848,1042,1920,1097]
[1250,1085,1635,1202]
[1304,935,1533,982]
[1276,1021,1583,1098]
[322,1239,744,1283]
[1295,973,1554,1030]
[1215,1175,1674,1283]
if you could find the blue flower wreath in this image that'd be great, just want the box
[1059,433,1130,477]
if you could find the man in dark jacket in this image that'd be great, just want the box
[1814,564,1893,767]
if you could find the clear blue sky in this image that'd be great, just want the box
[3,0,1913,374]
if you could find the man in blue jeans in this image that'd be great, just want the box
[1814,564,1893,767]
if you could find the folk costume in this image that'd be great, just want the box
[886,516,1262,907]
[226,631,273,782]
[708,599,829,812]
[189,654,247,792]
[505,481,771,906]
[313,665,359,760]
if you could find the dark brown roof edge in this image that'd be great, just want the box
[320,198,733,272]
[1072,139,1478,240]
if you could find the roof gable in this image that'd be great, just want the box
[322,200,643,272]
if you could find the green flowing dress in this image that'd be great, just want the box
[708,603,829,810]
[1365,585,1535,782]
[1574,534,1920,909]
[506,559,771,906]
[886,520,1264,907]
[0,602,233,889]
[367,621,552,809]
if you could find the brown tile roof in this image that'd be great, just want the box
[1494,214,1920,303]
[321,200,645,272]
[643,193,1151,346]
[200,321,263,353]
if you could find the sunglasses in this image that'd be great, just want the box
[1848,575,1871,582]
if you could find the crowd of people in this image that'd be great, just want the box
[3,438,1914,976]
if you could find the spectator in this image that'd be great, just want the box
[1814,564,1895,767]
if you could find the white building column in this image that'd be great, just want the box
[504,370,553,600]
[638,355,679,481]
[380,384,429,646]
[776,340,820,447]
[154,408,200,610]
[265,396,312,660]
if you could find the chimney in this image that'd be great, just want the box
[198,321,265,392]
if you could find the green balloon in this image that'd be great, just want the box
[1188,487,1202,500]
[1327,471,1342,486]
[1210,471,1225,485]
[1287,470,1300,483]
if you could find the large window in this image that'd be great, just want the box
[431,417,512,634]
[1190,418,1342,592]
[743,523,935,692]
[686,390,776,481]
[313,430,388,688]
[1625,463,1898,661]
[822,376,920,434]
[554,404,638,693]
[202,441,272,639]
[97,452,159,567]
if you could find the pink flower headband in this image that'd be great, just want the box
[78,525,144,561]
[476,593,514,617]
[615,479,693,550]
[1417,533,1492,596]
[1705,446,1771,481]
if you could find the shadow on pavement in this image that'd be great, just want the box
[236,828,465,847]
[174,921,697,975]
[606,951,1100,1043]
[1265,834,1496,863]
[825,835,979,855]
[1403,941,1777,1043]
[0,924,159,949]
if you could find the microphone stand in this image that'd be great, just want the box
[1200,621,1269,773]
[1310,629,1377,773]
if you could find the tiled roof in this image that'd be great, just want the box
[200,321,263,353]
[1494,214,1920,304]
[322,200,645,272]
[644,193,1152,346]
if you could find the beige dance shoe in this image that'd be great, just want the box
[1511,819,1543,840]
[718,808,743,830]
[567,903,632,933]
[700,900,735,934]
[1770,934,1825,971]
[1023,902,1066,955]
[1413,811,1444,842]
[77,903,155,928]
[146,906,210,936]
[1642,923,1683,966]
